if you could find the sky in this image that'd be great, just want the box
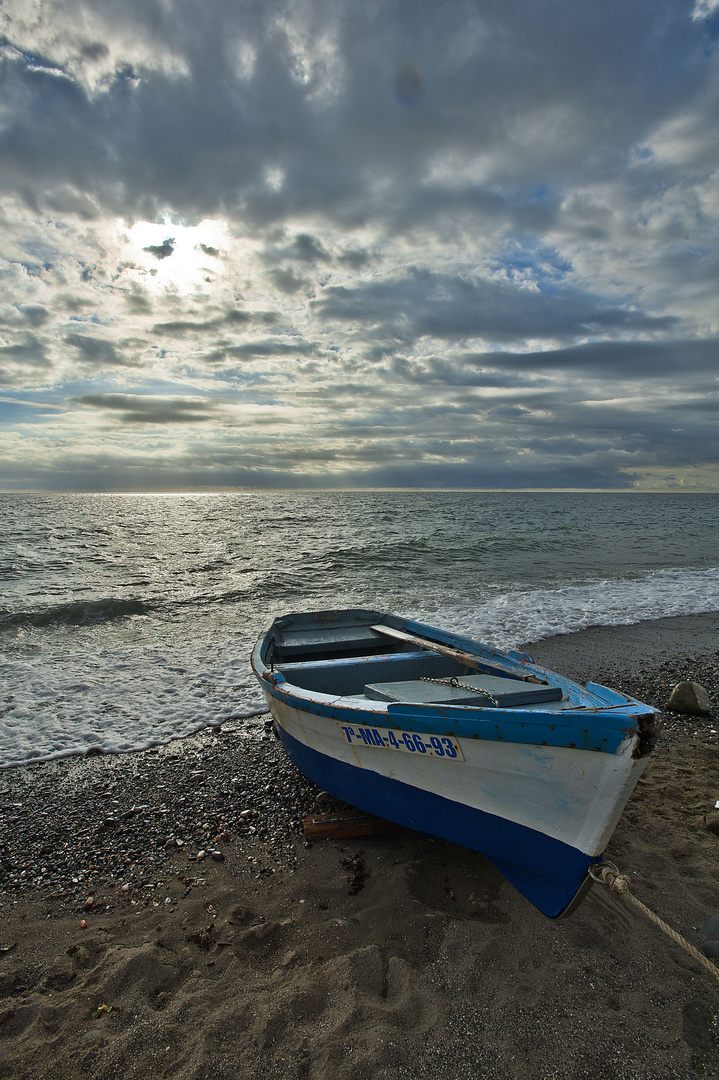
[1,0,719,492]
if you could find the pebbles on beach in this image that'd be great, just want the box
[1,640,719,1080]
[0,716,322,907]
[1,651,718,911]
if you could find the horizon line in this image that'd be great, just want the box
[1,487,718,496]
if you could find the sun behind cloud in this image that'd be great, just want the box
[124,219,231,295]
[1,2,718,491]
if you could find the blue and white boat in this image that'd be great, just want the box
[251,608,660,918]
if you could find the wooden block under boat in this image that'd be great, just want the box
[303,811,406,840]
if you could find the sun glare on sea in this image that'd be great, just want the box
[124,219,230,294]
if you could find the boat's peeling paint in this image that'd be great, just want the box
[259,678,637,754]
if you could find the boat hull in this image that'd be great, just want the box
[251,609,658,918]
[261,689,648,918]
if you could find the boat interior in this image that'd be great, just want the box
[269,621,564,708]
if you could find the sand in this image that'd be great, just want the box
[1,614,719,1079]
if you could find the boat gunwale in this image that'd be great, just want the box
[250,609,660,757]
[257,677,642,753]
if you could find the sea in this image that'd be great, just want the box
[1,491,718,770]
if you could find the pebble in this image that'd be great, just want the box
[704,813,719,836]
[0,718,321,904]
[700,915,719,939]
[4,655,712,908]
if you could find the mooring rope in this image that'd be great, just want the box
[589,863,719,983]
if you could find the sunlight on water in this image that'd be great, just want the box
[1,491,718,768]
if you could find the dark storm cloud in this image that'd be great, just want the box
[389,355,533,389]
[267,268,310,295]
[314,269,677,346]
[261,233,333,294]
[65,333,138,367]
[143,238,175,259]
[79,42,110,63]
[57,294,94,314]
[465,337,719,376]
[0,339,49,363]
[307,372,719,479]
[124,289,153,314]
[392,61,424,105]
[678,397,719,413]
[337,248,371,269]
[0,2,711,226]
[0,304,50,328]
[0,337,51,382]
[262,233,371,292]
[220,339,315,361]
[0,452,637,493]
[71,393,219,424]
[151,308,276,335]
[268,233,331,265]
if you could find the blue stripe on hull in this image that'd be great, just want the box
[278,724,596,918]
[267,683,632,755]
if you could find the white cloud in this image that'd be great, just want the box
[0,1,717,490]
[692,0,719,20]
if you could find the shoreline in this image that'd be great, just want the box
[1,615,718,1079]
[2,611,718,776]
[524,611,719,682]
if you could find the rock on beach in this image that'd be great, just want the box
[667,681,712,716]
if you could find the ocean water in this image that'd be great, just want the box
[1,491,718,770]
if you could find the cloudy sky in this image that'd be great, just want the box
[1,0,718,492]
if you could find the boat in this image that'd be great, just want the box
[251,608,660,918]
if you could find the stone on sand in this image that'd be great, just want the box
[666,681,711,715]
[697,914,719,959]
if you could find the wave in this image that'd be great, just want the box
[0,597,149,630]
[432,566,719,650]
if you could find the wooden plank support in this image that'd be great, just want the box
[371,623,546,683]
[303,811,405,841]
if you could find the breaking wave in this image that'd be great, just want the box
[0,597,149,631]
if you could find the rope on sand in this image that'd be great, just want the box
[589,863,719,984]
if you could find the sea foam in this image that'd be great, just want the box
[2,491,718,769]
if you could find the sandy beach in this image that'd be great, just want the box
[1,614,718,1079]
